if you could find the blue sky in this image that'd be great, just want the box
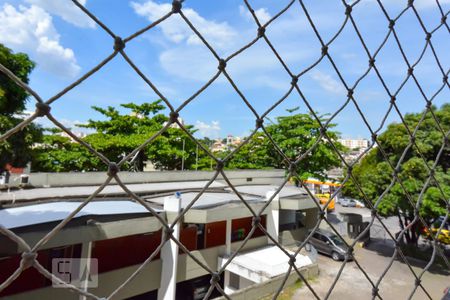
[0,0,448,140]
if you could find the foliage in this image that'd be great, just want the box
[32,100,200,172]
[0,44,35,114]
[0,44,41,172]
[32,128,101,172]
[343,104,450,244]
[227,110,344,180]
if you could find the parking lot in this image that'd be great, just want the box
[293,244,449,299]
[292,204,449,299]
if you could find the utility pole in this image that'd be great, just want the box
[181,139,185,171]
[195,144,198,170]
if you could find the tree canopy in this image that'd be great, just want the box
[0,44,41,172]
[343,104,450,244]
[32,100,200,172]
[227,109,344,180]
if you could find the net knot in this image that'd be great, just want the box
[318,210,326,219]
[347,88,354,98]
[252,216,261,227]
[210,272,220,284]
[347,246,354,255]
[407,67,414,75]
[372,287,379,297]
[21,252,37,269]
[172,0,182,13]
[443,75,448,83]
[371,208,377,217]
[169,111,179,123]
[425,32,432,41]
[107,162,119,177]
[258,27,266,38]
[255,118,264,128]
[288,255,296,266]
[289,162,297,173]
[345,5,352,15]
[164,227,174,240]
[371,133,377,142]
[215,159,224,171]
[321,45,328,56]
[369,58,376,67]
[390,95,396,104]
[389,19,395,29]
[113,36,125,51]
[347,165,353,173]
[218,59,227,71]
[291,76,299,85]
[35,102,51,117]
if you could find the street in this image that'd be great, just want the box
[292,204,449,299]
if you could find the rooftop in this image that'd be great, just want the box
[0,200,162,229]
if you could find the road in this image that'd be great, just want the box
[292,204,449,299]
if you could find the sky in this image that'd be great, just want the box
[0,0,449,140]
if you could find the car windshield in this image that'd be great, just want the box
[329,235,345,247]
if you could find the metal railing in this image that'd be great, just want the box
[0,0,449,299]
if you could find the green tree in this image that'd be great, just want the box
[0,44,41,172]
[33,100,200,172]
[343,104,450,245]
[227,109,344,180]
[32,128,101,172]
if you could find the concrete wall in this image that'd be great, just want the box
[215,264,319,300]
[3,170,285,189]
[280,228,307,245]
[5,236,268,300]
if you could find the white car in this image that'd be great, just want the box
[340,198,356,207]
[354,199,365,208]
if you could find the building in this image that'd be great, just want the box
[211,140,227,152]
[225,135,242,149]
[0,170,318,300]
[338,139,369,150]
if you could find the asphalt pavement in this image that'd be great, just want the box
[292,203,449,299]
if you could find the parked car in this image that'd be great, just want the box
[442,286,450,300]
[307,229,352,261]
[354,199,365,208]
[341,198,356,207]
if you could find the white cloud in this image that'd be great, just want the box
[25,0,95,28]
[311,71,345,95]
[131,1,236,48]
[239,5,271,24]
[131,1,315,87]
[0,4,81,78]
[195,120,221,138]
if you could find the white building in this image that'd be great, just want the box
[338,139,369,150]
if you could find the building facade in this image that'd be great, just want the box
[0,170,318,300]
